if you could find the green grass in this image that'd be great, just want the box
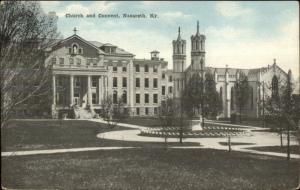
[1,120,198,152]
[2,148,299,190]
[247,145,300,155]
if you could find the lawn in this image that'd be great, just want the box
[2,148,299,190]
[1,120,198,152]
[247,145,300,155]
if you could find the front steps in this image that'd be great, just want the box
[73,106,95,119]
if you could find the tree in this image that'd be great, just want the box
[0,1,60,127]
[159,96,176,147]
[185,73,204,116]
[101,95,129,128]
[265,71,297,160]
[203,72,223,119]
[234,72,250,123]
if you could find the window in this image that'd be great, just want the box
[86,58,92,66]
[144,64,149,72]
[144,78,149,88]
[113,77,118,87]
[191,60,194,69]
[72,44,78,54]
[145,108,149,115]
[271,76,279,98]
[122,66,127,72]
[153,65,158,73]
[78,48,82,54]
[153,94,158,103]
[113,66,117,72]
[169,75,172,82]
[154,107,158,115]
[136,94,140,104]
[136,78,140,88]
[52,57,57,64]
[122,77,127,88]
[135,65,140,72]
[75,77,80,87]
[153,78,158,88]
[162,73,165,79]
[76,58,81,65]
[145,94,149,104]
[168,86,172,93]
[92,93,97,104]
[69,58,74,65]
[93,59,97,66]
[136,108,140,115]
[113,91,118,104]
[92,77,97,87]
[74,93,79,97]
[69,48,72,54]
[231,87,234,110]
[122,91,127,104]
[57,77,63,87]
[162,86,165,95]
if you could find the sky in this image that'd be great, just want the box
[41,1,299,81]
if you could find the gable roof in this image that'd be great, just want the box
[45,34,134,56]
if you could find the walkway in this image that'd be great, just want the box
[1,147,138,157]
[2,119,299,159]
[92,119,299,159]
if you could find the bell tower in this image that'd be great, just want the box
[172,27,186,73]
[172,26,186,98]
[191,21,206,71]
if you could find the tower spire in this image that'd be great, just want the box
[177,26,181,40]
[196,21,199,35]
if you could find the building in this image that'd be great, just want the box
[46,29,168,118]
[173,21,291,119]
[46,23,291,119]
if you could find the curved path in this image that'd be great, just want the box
[92,119,300,159]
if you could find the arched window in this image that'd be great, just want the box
[200,40,203,50]
[200,58,204,69]
[271,76,279,98]
[182,44,184,54]
[196,40,199,50]
[122,91,127,104]
[72,44,78,54]
[177,44,180,54]
[220,87,223,100]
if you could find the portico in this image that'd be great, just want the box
[52,73,108,109]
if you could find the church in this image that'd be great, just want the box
[46,22,290,119]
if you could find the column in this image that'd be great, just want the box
[98,76,102,104]
[70,75,74,106]
[52,74,56,105]
[87,75,92,107]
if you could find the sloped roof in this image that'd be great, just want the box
[89,40,133,55]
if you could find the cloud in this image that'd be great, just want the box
[206,26,254,40]
[215,2,254,18]
[205,17,299,78]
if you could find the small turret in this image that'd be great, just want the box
[151,50,159,61]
